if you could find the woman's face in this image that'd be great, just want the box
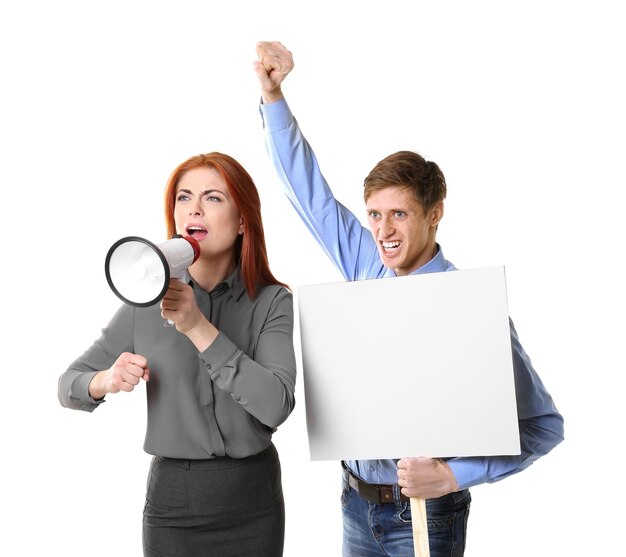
[174,166,243,261]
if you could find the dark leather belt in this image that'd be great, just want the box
[342,461,409,504]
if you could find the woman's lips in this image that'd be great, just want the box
[186,225,208,241]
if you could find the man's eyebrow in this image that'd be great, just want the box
[366,207,406,212]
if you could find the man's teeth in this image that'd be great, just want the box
[382,241,401,250]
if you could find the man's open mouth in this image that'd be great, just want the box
[381,241,401,253]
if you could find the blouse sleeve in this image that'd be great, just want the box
[198,287,297,429]
[58,304,135,412]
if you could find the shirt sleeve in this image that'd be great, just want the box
[260,98,384,281]
[198,287,297,429]
[58,304,135,412]
[446,319,564,489]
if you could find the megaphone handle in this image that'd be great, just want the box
[163,270,191,327]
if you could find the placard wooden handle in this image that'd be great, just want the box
[410,496,430,556]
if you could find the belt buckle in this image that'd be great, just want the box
[379,486,394,503]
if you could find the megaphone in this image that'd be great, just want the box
[105,235,201,307]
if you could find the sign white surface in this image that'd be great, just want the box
[297,267,520,461]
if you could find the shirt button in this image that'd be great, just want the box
[369,466,375,472]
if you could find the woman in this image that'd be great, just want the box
[58,152,296,557]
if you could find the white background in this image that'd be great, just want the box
[1,1,624,555]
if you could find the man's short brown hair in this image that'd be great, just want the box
[363,151,447,212]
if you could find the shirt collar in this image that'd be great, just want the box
[223,267,247,301]
[411,243,449,275]
[189,266,247,301]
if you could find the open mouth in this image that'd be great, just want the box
[381,240,401,254]
[186,225,208,241]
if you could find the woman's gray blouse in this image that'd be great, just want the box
[58,270,296,459]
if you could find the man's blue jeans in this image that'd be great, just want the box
[341,471,471,556]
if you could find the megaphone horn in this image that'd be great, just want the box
[104,234,201,307]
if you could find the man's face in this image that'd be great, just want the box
[366,186,443,276]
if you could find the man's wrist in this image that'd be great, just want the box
[262,89,284,104]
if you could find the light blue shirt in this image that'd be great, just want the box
[260,98,564,490]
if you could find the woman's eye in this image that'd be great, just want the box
[176,194,190,202]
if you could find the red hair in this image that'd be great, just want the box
[164,152,287,298]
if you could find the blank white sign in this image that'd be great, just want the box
[297,266,520,461]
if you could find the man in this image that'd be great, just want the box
[254,41,564,556]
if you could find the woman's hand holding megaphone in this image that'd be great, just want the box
[160,279,219,352]
[87,352,150,400]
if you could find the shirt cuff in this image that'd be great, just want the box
[259,97,293,132]
[73,371,106,410]
[446,458,489,491]
[198,332,241,376]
